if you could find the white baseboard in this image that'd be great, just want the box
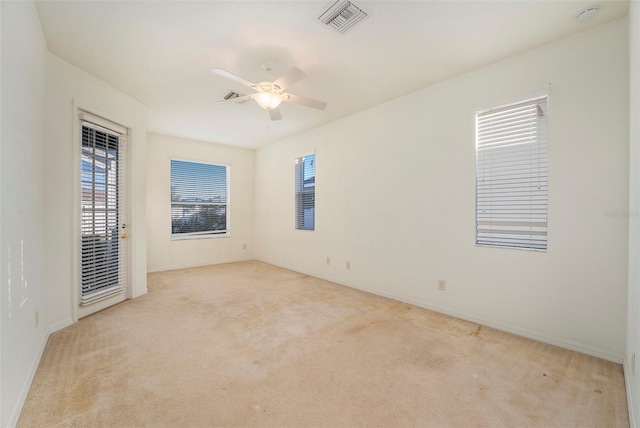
[255,256,624,364]
[48,316,73,334]
[625,357,637,428]
[6,330,49,428]
[146,257,253,274]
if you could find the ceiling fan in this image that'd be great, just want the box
[211,67,327,121]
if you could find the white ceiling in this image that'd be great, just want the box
[36,0,629,149]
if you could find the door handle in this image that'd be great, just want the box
[121,234,128,239]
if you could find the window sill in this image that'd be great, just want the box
[475,243,547,252]
[172,232,229,241]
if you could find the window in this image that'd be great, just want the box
[475,96,548,250]
[295,154,315,230]
[80,117,127,303]
[171,160,228,238]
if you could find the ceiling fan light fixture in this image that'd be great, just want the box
[255,91,283,110]
[212,68,326,120]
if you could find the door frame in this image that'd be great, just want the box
[71,101,133,321]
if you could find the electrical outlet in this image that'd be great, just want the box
[438,280,446,291]
[242,244,247,250]
[346,261,351,270]
[35,311,39,328]
[326,257,331,265]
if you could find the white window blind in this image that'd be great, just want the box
[475,96,548,250]
[171,160,228,237]
[80,119,127,305]
[295,154,315,230]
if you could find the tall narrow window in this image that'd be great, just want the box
[295,154,315,230]
[475,96,548,250]
[80,117,127,306]
[171,160,229,238]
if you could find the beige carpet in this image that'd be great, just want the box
[18,261,628,427]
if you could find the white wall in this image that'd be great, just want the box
[146,133,254,272]
[255,18,629,362]
[627,1,639,426]
[45,54,148,331]
[0,2,48,426]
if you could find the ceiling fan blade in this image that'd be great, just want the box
[211,68,256,89]
[213,94,254,105]
[269,107,282,121]
[273,67,307,90]
[285,93,327,110]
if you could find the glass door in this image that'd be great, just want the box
[78,119,127,317]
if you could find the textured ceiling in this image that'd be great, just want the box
[36,0,629,149]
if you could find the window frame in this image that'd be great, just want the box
[170,158,230,240]
[295,153,316,231]
[79,117,127,304]
[474,95,548,251]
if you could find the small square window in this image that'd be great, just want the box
[171,160,229,238]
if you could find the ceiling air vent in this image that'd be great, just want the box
[222,91,248,104]
[317,0,368,34]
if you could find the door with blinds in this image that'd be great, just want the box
[78,114,128,318]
